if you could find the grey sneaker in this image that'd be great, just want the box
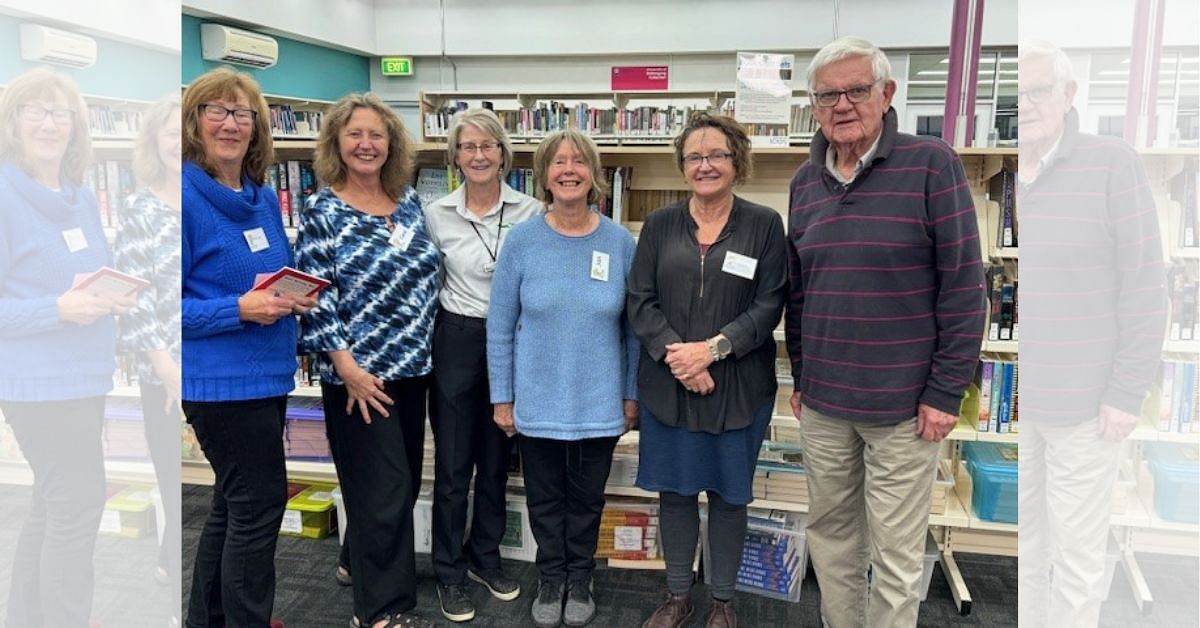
[563,578,596,627]
[531,580,565,628]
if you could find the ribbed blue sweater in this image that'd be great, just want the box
[0,162,115,401]
[487,214,639,440]
[182,162,297,402]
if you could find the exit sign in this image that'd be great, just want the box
[381,57,413,76]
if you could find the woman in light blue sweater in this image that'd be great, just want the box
[0,67,128,628]
[487,130,638,628]
[181,68,314,628]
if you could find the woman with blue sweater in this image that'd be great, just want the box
[487,129,639,628]
[181,67,314,628]
[0,67,128,628]
[295,93,439,628]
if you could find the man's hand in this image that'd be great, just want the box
[790,391,802,420]
[1098,404,1140,442]
[916,403,958,442]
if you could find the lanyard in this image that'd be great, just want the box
[469,205,506,263]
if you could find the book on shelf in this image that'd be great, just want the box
[1157,361,1198,433]
[269,104,323,137]
[986,266,1018,341]
[83,160,135,227]
[1179,166,1197,249]
[88,104,142,137]
[266,161,315,227]
[1168,268,1198,341]
[997,169,1018,248]
[977,359,1018,434]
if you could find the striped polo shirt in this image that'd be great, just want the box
[785,108,986,424]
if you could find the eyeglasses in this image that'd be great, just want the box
[20,104,74,125]
[811,83,878,108]
[1018,84,1058,104]
[682,152,733,168]
[200,104,257,125]
[457,142,500,154]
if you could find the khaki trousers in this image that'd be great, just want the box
[1018,417,1119,628]
[798,405,939,628]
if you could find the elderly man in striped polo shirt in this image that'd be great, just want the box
[784,37,986,628]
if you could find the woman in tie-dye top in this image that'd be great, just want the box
[295,92,439,628]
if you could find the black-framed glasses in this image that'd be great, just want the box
[682,152,733,167]
[1018,84,1058,104]
[200,103,257,125]
[19,104,74,125]
[811,83,878,108]
[457,142,500,154]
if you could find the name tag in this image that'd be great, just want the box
[389,224,415,251]
[62,228,88,252]
[722,251,757,280]
[243,228,269,253]
[590,251,610,282]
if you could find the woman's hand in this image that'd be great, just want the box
[679,369,715,395]
[494,403,516,436]
[148,351,182,414]
[623,400,639,432]
[665,341,715,381]
[331,353,393,424]
[290,294,318,315]
[238,290,297,325]
[57,290,122,325]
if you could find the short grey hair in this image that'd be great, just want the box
[806,36,892,92]
[446,108,513,180]
[1018,40,1075,84]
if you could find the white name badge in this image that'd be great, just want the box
[62,228,88,252]
[722,251,758,280]
[243,227,269,253]
[590,250,610,281]
[389,224,415,251]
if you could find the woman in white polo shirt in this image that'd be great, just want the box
[422,108,543,623]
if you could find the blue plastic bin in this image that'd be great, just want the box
[1144,443,1199,524]
[963,441,1018,523]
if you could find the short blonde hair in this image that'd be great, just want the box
[532,130,609,206]
[313,93,414,201]
[447,108,514,180]
[0,67,92,185]
[181,67,273,185]
[133,94,180,188]
[673,112,753,186]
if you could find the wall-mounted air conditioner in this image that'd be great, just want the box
[19,24,97,69]
[200,24,279,69]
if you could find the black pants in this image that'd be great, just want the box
[429,312,512,585]
[141,383,183,621]
[519,435,618,586]
[323,377,426,624]
[1,397,107,628]
[183,397,288,628]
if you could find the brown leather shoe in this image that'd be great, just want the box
[642,591,694,628]
[705,598,736,628]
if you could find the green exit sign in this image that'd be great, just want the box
[381,57,413,77]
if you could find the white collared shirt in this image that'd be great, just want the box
[423,182,544,317]
[1018,135,1063,185]
[825,132,883,184]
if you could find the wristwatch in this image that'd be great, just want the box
[706,334,733,361]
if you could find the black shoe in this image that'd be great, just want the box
[468,567,521,601]
[437,582,476,623]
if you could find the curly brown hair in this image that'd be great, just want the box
[313,93,414,201]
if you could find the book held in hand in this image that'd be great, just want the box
[71,266,150,299]
[253,267,331,297]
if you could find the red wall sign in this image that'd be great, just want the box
[611,65,669,90]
